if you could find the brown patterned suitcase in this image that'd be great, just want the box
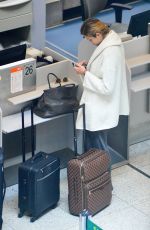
[67,149,112,215]
[67,105,112,216]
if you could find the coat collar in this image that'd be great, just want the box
[87,30,122,69]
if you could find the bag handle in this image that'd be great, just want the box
[63,84,76,87]
[47,73,61,88]
[31,152,46,162]
[21,104,35,162]
[72,104,86,156]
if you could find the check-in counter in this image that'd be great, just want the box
[0,47,68,117]
[2,54,81,176]
[123,35,150,144]
[0,0,32,47]
[46,0,63,28]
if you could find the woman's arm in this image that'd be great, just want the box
[83,47,122,96]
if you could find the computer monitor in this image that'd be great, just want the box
[127,10,150,37]
[0,44,26,66]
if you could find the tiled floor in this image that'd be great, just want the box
[129,140,150,176]
[2,140,150,230]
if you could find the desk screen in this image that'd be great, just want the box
[127,10,150,37]
[0,44,26,66]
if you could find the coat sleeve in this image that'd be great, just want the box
[83,47,121,96]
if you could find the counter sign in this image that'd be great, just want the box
[24,64,34,77]
[10,67,23,93]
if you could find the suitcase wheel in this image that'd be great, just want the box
[51,203,57,209]
[30,216,37,222]
[18,212,24,218]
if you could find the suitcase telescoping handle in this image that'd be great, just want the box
[21,103,85,161]
[21,104,35,162]
[73,104,86,156]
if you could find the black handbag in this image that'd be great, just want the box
[33,73,79,118]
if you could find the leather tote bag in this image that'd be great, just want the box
[33,73,79,118]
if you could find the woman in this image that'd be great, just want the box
[74,18,129,153]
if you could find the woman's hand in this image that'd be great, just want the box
[78,60,88,67]
[74,63,86,75]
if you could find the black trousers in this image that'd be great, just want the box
[84,129,111,169]
[84,130,108,152]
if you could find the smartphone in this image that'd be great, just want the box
[72,62,87,68]
[72,62,77,67]
[82,63,87,68]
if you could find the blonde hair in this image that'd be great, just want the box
[80,18,110,37]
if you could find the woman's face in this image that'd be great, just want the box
[85,33,103,46]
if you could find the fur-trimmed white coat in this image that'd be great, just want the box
[76,30,129,131]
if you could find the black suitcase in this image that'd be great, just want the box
[0,148,6,230]
[18,105,60,222]
[0,106,6,230]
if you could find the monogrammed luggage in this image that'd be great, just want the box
[67,106,112,216]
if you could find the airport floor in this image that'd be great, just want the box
[2,139,150,230]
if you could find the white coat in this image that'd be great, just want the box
[76,30,129,131]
